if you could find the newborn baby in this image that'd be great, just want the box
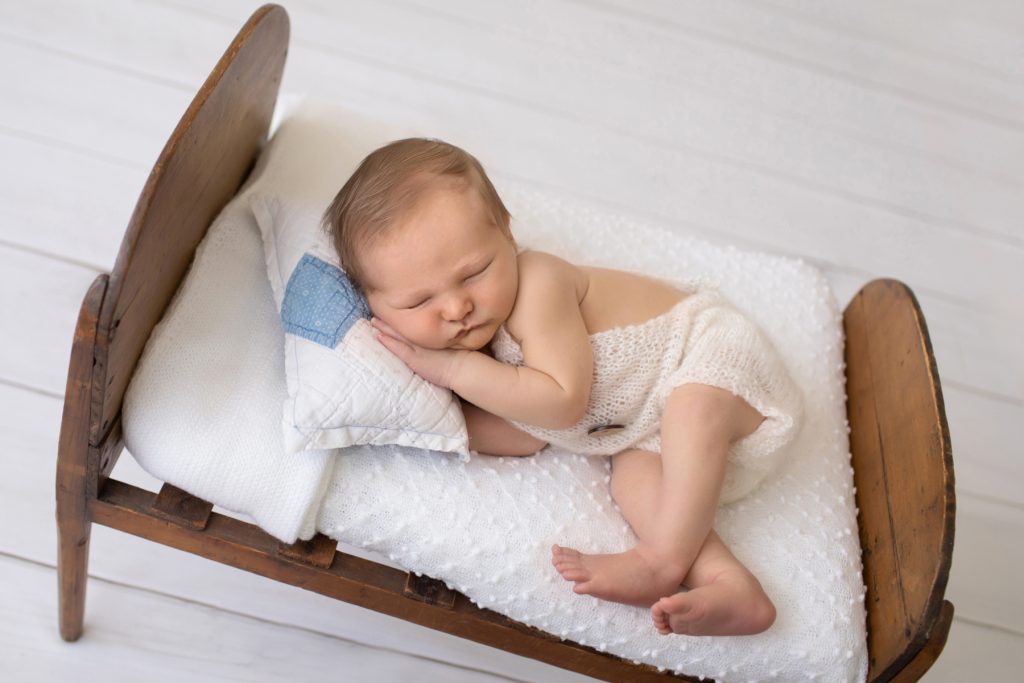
[322,138,802,636]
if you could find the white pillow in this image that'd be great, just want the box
[251,193,469,458]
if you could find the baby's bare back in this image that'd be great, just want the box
[503,251,688,342]
[576,264,688,335]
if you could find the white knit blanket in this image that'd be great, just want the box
[124,97,868,682]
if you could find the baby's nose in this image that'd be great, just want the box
[444,295,473,321]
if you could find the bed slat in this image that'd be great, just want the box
[151,483,214,530]
[277,534,339,569]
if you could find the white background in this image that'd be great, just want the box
[1,1,1021,680]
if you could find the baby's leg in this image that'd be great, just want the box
[551,447,694,607]
[611,449,775,635]
[552,384,763,608]
[461,399,548,457]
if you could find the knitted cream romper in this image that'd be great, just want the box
[489,288,803,504]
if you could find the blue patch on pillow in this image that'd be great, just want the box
[281,254,370,348]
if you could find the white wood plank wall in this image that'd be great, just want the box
[1,1,1020,680]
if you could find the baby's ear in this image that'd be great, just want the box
[502,214,516,242]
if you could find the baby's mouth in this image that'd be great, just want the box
[454,321,485,341]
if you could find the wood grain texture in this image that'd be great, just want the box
[843,279,955,682]
[889,601,954,683]
[89,3,289,448]
[55,274,106,641]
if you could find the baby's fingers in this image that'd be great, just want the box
[371,316,403,340]
[375,329,414,358]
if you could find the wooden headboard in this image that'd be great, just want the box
[88,4,289,450]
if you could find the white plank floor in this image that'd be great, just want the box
[1,1,1021,680]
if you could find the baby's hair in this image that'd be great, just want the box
[322,137,512,294]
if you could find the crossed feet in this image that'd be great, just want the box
[551,544,775,636]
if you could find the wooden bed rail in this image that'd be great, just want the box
[57,274,690,681]
[90,478,690,683]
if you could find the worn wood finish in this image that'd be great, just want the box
[55,0,286,645]
[843,279,956,683]
[55,274,107,642]
[889,601,954,683]
[404,573,458,609]
[54,5,956,681]
[88,3,289,449]
[151,483,214,530]
[277,533,338,569]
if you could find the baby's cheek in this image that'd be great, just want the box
[404,317,441,348]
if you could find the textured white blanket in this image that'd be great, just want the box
[316,181,868,682]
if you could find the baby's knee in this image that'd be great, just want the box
[665,383,764,444]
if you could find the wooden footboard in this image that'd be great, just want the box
[843,279,956,683]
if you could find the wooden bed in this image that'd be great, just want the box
[55,5,955,682]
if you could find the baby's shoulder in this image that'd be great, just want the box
[515,250,584,293]
[506,250,587,340]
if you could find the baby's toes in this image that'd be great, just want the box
[651,600,672,634]
[552,557,585,581]
[551,544,581,564]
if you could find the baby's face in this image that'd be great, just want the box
[361,181,518,351]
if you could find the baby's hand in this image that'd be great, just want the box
[371,317,468,390]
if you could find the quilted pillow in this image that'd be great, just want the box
[251,192,470,458]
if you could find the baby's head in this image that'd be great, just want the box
[323,138,520,351]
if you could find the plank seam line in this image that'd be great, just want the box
[737,0,1024,87]
[578,0,1024,133]
[0,550,530,682]
[952,613,1024,638]
[0,123,147,170]
[0,28,194,93]
[152,0,1024,247]
[383,0,1024,189]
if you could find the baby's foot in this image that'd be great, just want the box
[650,575,776,636]
[551,544,686,607]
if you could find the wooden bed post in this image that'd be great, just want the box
[55,275,108,641]
[56,2,288,642]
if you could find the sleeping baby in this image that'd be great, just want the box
[322,138,803,637]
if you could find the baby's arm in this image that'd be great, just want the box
[461,398,548,456]
[450,253,593,429]
[373,253,592,429]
